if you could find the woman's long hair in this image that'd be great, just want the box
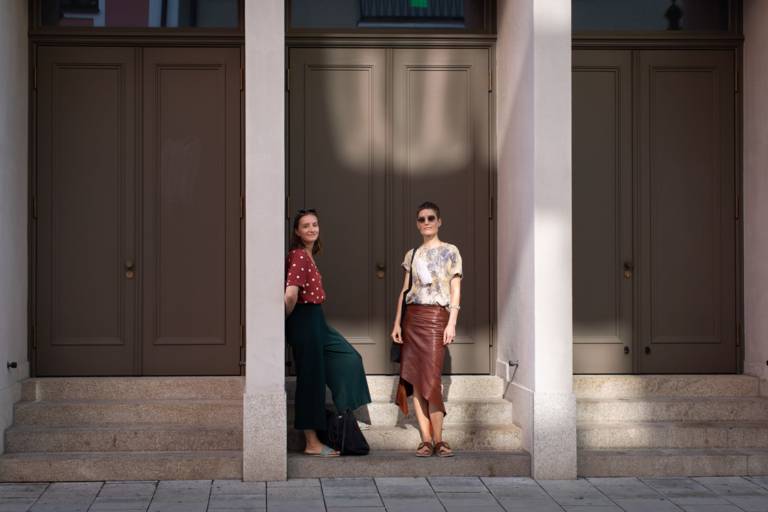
[290,209,322,255]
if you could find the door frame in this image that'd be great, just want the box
[285,35,499,375]
[27,24,245,377]
[572,31,744,374]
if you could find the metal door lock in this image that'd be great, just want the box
[623,346,630,355]
[376,263,386,279]
[644,346,651,355]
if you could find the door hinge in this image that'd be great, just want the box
[239,325,246,367]
[286,195,291,219]
[31,324,37,350]
[240,196,245,219]
[31,195,38,220]
[489,195,494,220]
[240,67,244,92]
[33,65,37,91]
[286,68,291,92]
[736,190,741,221]
[736,321,742,347]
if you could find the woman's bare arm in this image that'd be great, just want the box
[390,271,410,343]
[284,285,299,317]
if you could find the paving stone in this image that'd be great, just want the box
[678,505,743,512]
[429,477,487,493]
[0,485,49,499]
[320,478,377,494]
[587,477,663,500]
[211,481,266,496]
[267,479,320,488]
[437,491,504,511]
[325,508,385,512]
[642,478,730,505]
[0,499,37,512]
[537,480,615,508]
[378,496,445,512]
[611,498,683,512]
[323,493,383,508]
[562,507,623,512]
[694,476,768,496]
[97,483,156,498]
[147,503,208,512]
[482,477,551,500]
[496,498,564,512]
[88,496,152,511]
[719,495,768,512]
[208,494,266,509]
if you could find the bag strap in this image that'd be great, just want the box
[404,248,416,296]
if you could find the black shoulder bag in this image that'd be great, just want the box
[319,409,370,455]
[390,248,416,363]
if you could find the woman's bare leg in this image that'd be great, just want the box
[303,430,338,455]
[428,403,444,444]
[412,393,434,443]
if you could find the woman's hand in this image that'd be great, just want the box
[391,324,404,344]
[443,322,456,345]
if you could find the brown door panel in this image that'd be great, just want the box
[141,47,242,375]
[392,48,491,374]
[289,48,389,374]
[636,50,737,373]
[35,46,138,376]
[572,50,634,374]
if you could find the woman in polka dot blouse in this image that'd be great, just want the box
[284,209,372,457]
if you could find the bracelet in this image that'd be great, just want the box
[448,305,461,311]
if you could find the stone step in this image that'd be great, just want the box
[288,399,514,427]
[0,451,242,482]
[574,375,759,399]
[285,375,505,403]
[577,397,768,423]
[21,377,244,402]
[287,423,523,451]
[578,420,768,450]
[13,400,243,428]
[578,448,768,477]
[5,425,243,453]
[287,450,530,478]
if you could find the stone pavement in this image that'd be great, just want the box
[5,476,768,511]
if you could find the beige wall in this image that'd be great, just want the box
[242,0,287,480]
[0,0,29,453]
[743,1,768,383]
[496,0,576,479]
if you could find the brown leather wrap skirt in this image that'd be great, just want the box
[396,304,448,416]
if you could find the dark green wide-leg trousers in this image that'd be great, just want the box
[286,304,372,431]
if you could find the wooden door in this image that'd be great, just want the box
[288,48,389,373]
[288,47,492,374]
[636,50,737,373]
[35,47,138,375]
[392,48,492,374]
[572,50,634,374]
[141,47,243,375]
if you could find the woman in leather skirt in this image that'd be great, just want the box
[391,202,462,457]
[284,209,372,457]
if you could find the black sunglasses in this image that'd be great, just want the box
[417,215,437,223]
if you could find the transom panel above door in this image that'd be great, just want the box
[34,46,243,376]
[288,47,492,375]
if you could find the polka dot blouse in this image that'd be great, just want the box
[285,248,326,304]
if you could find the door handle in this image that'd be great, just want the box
[125,259,136,279]
[376,263,385,279]
[623,262,633,280]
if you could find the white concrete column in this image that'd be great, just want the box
[743,1,768,384]
[0,0,29,453]
[243,0,287,481]
[496,0,576,479]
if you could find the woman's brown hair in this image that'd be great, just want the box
[290,209,322,255]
